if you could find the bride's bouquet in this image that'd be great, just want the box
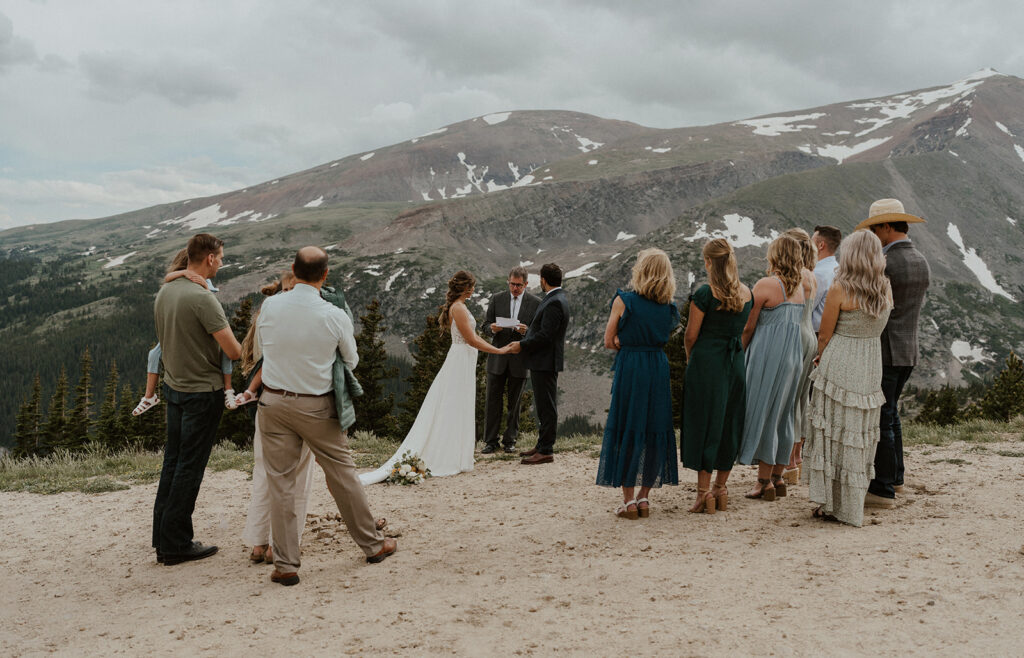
[385,451,431,485]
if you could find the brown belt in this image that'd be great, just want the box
[263,386,331,398]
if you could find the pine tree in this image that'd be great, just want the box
[115,383,140,450]
[13,375,42,457]
[40,366,68,454]
[978,351,1024,421]
[230,297,254,340]
[352,299,399,438]
[664,300,690,431]
[134,383,167,451]
[397,313,451,437]
[66,348,93,450]
[96,362,122,448]
[915,386,961,426]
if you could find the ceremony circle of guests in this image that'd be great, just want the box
[134,196,929,585]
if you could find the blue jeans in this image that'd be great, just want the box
[152,385,224,553]
[869,365,913,499]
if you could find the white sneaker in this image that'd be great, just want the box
[864,492,896,509]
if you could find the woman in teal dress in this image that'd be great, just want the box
[681,238,753,514]
[596,248,680,519]
[737,235,806,501]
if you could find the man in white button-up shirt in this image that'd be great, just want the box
[256,246,395,586]
[811,225,842,332]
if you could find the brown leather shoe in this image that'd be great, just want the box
[519,447,538,457]
[270,570,299,586]
[520,452,553,465]
[367,538,397,564]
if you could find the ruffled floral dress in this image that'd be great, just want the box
[804,307,891,526]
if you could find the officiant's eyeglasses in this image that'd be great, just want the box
[508,281,526,288]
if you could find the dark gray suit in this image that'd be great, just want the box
[517,288,570,455]
[482,290,540,449]
[871,239,930,499]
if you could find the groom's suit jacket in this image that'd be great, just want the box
[484,289,541,378]
[517,288,570,372]
[881,240,930,368]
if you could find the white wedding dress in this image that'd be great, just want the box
[359,317,478,485]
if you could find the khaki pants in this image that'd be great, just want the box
[257,390,384,572]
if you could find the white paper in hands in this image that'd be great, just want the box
[496,317,519,328]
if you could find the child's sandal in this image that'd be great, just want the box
[132,395,159,416]
[224,389,238,410]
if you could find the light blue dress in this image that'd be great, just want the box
[736,277,804,465]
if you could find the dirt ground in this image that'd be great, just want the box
[2,440,1023,656]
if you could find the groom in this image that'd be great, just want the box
[508,263,569,465]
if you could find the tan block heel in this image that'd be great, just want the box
[636,497,650,518]
[771,474,787,498]
[712,484,728,511]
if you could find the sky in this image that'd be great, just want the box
[2,0,1024,228]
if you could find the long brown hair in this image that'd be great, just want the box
[630,248,676,304]
[166,248,188,274]
[438,270,476,334]
[240,271,297,375]
[703,238,745,312]
[783,227,818,271]
[766,235,803,298]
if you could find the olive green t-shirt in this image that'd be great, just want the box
[154,278,230,392]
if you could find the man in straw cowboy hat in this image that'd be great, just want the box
[855,199,930,509]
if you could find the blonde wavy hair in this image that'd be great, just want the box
[702,238,745,312]
[240,270,297,375]
[783,228,818,271]
[766,235,804,298]
[438,270,476,334]
[166,248,189,274]
[834,229,892,319]
[630,248,676,304]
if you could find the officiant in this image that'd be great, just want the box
[481,266,541,454]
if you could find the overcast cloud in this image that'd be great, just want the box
[2,0,1023,227]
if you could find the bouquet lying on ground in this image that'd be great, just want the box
[385,451,431,485]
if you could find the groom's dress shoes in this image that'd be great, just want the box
[270,570,300,586]
[162,541,218,566]
[481,444,498,454]
[520,452,553,465]
[503,445,518,454]
[519,448,538,457]
[367,538,398,564]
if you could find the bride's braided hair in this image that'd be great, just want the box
[438,270,476,334]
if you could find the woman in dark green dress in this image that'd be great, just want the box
[681,238,753,514]
[597,248,680,519]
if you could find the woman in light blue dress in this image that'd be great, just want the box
[737,235,806,501]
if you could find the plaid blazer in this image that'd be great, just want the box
[881,241,931,367]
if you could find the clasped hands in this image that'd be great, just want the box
[502,342,522,354]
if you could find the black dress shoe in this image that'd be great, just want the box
[156,550,164,564]
[503,445,518,454]
[481,444,498,454]
[162,541,218,566]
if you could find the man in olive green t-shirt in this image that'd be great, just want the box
[151,233,242,566]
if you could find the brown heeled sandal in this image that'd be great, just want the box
[745,478,776,501]
[771,474,788,497]
[689,488,717,514]
[712,483,729,511]
[636,497,651,518]
[616,499,639,520]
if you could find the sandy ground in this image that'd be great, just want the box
[2,440,1023,657]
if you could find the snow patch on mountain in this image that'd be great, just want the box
[588,160,598,165]
[683,214,777,248]
[162,203,227,231]
[360,152,375,161]
[384,268,405,291]
[1008,216,1017,226]
[104,251,137,269]
[995,121,1014,136]
[305,196,324,208]
[483,112,511,125]
[805,136,892,164]
[615,231,635,241]
[1014,144,1024,164]
[951,339,993,364]
[576,136,603,152]
[565,262,600,279]
[947,223,1017,300]
[955,118,972,137]
[734,113,826,136]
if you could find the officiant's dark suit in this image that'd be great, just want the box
[482,270,541,453]
[515,264,570,464]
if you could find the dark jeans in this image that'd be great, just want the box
[530,370,558,455]
[869,365,913,499]
[483,370,528,449]
[152,385,224,553]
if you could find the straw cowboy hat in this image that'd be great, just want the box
[855,198,926,231]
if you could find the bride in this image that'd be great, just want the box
[360,271,512,485]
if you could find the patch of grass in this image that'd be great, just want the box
[904,417,1024,447]
[0,441,251,495]
[348,430,401,468]
[927,458,971,466]
[995,450,1024,458]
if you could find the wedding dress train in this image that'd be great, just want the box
[359,319,478,485]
